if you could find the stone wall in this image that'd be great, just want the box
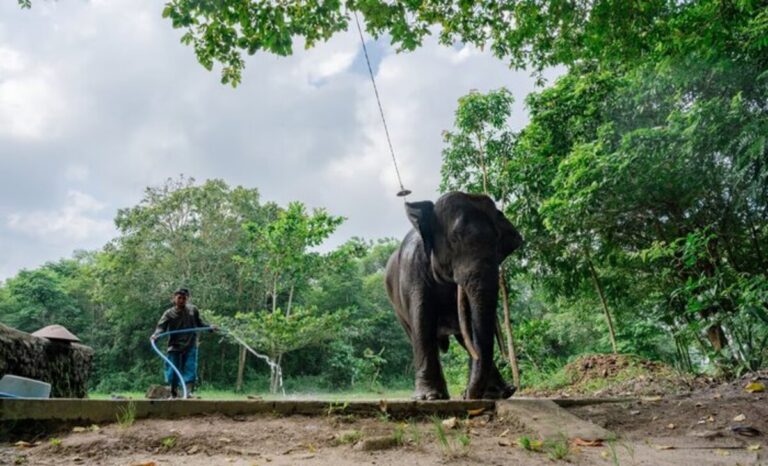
[0,323,93,398]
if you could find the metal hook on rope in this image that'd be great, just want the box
[352,10,411,200]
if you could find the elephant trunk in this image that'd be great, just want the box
[457,286,479,360]
[464,276,499,399]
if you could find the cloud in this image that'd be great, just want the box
[0,1,559,279]
[0,46,71,140]
[6,190,114,244]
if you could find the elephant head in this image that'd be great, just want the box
[405,192,522,398]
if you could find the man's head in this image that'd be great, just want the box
[173,288,190,308]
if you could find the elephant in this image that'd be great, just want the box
[385,192,523,400]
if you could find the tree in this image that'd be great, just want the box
[439,88,525,386]
[222,201,347,392]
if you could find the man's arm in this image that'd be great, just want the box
[151,311,171,340]
[192,306,217,332]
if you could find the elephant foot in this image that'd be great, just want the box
[412,384,449,401]
[482,382,516,400]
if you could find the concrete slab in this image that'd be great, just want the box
[0,398,496,424]
[496,399,614,441]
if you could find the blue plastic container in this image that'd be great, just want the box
[0,374,51,398]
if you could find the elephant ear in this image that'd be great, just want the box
[405,201,435,258]
[495,209,523,259]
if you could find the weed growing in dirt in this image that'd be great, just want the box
[48,438,61,447]
[161,436,177,449]
[431,417,470,458]
[544,435,570,461]
[408,422,422,446]
[336,430,362,445]
[326,401,350,416]
[13,455,26,465]
[517,435,543,452]
[116,401,136,429]
[392,423,406,446]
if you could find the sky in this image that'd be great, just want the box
[0,0,557,281]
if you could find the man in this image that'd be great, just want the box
[151,288,216,398]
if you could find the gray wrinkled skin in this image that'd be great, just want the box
[385,192,523,400]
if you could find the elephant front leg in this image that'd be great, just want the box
[411,310,449,400]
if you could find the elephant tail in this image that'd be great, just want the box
[438,335,450,353]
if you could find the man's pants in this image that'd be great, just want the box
[165,346,198,386]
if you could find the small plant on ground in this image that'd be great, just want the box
[116,401,136,429]
[544,435,570,461]
[48,438,61,447]
[408,422,422,446]
[517,435,543,452]
[335,430,363,445]
[392,423,406,446]
[431,417,471,458]
[161,436,177,449]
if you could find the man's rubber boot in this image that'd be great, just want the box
[170,384,179,399]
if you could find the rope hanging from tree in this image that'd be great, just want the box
[353,11,411,198]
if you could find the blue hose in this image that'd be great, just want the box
[150,326,213,399]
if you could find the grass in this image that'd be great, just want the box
[161,436,176,449]
[430,416,471,458]
[89,388,415,401]
[115,401,136,429]
[544,435,570,461]
[335,430,363,445]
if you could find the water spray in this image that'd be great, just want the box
[150,326,283,399]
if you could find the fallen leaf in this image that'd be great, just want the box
[572,438,603,447]
[442,417,458,429]
[14,441,33,448]
[733,414,746,422]
[72,427,87,433]
[467,407,485,416]
[666,423,676,429]
[745,382,765,393]
[747,444,761,451]
[187,445,200,454]
[499,429,510,437]
[642,396,662,402]
[652,444,675,450]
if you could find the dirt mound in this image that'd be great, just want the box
[528,353,694,397]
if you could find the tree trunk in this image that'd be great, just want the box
[271,276,278,314]
[286,284,295,316]
[587,258,619,354]
[498,270,521,388]
[236,346,247,392]
[270,353,283,394]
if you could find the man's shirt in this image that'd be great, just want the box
[153,304,209,352]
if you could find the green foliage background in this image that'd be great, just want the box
[9,0,768,392]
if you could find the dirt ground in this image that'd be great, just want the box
[3,361,766,465]
[3,392,765,465]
